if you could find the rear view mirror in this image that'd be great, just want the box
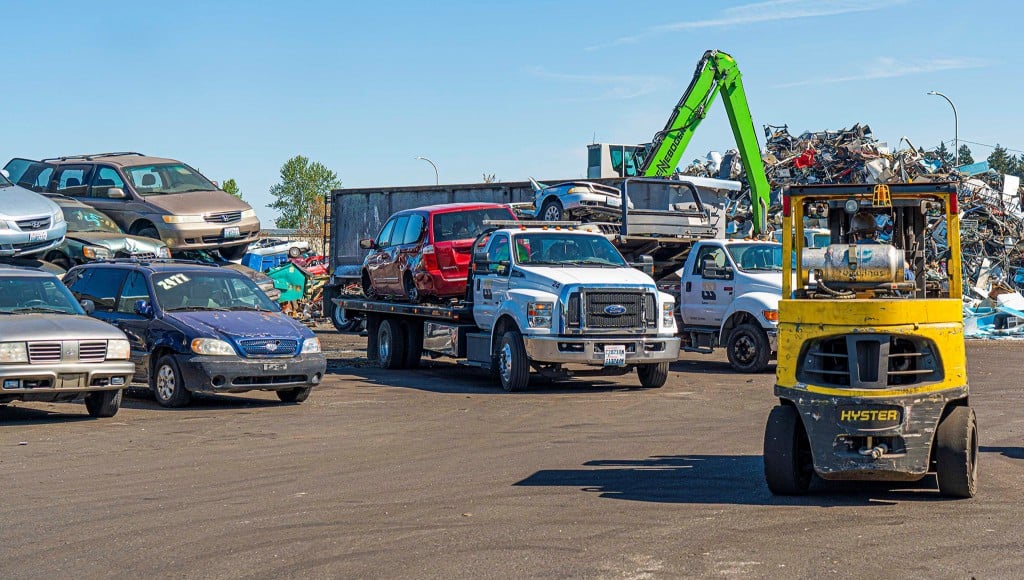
[80,299,95,314]
[107,187,126,199]
[134,299,154,317]
[359,238,376,250]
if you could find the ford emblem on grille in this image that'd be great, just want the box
[265,341,280,351]
[604,304,627,316]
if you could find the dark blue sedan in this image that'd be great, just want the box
[64,260,326,407]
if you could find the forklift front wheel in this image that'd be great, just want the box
[763,405,813,495]
[935,406,979,499]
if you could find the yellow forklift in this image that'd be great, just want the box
[764,183,977,498]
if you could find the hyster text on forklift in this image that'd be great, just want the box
[334,223,681,391]
[764,183,977,498]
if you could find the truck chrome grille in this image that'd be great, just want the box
[78,341,107,363]
[798,334,942,389]
[583,291,645,329]
[238,338,298,357]
[28,342,62,364]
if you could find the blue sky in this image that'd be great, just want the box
[4,0,1019,225]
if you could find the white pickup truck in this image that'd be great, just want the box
[676,239,782,373]
[335,226,681,391]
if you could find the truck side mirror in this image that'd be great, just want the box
[495,260,510,275]
[359,238,376,250]
[80,299,95,314]
[106,187,126,199]
[133,299,154,317]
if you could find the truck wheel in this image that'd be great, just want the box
[497,330,529,392]
[377,318,407,370]
[361,270,377,300]
[935,406,978,498]
[540,198,564,222]
[276,386,312,403]
[84,389,122,418]
[636,362,669,388]
[402,320,423,369]
[152,355,192,408]
[727,323,771,373]
[330,300,360,332]
[763,405,813,495]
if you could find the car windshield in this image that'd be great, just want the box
[123,163,218,196]
[0,275,84,314]
[62,206,123,233]
[513,233,628,267]
[727,243,784,272]
[152,270,277,312]
[433,208,515,243]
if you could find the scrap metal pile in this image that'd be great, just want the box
[681,123,1024,337]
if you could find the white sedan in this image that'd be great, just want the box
[245,238,311,257]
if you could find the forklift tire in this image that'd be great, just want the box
[935,406,978,498]
[727,323,771,373]
[377,318,407,370]
[636,362,669,388]
[402,320,423,369]
[497,330,530,392]
[763,405,813,495]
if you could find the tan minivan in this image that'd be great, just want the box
[4,153,260,260]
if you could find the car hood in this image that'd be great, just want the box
[165,310,311,341]
[0,185,60,219]
[518,265,655,287]
[66,231,166,252]
[142,190,252,215]
[1,313,126,341]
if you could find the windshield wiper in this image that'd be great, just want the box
[10,306,71,314]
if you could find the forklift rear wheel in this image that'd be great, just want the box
[377,318,407,370]
[763,405,813,495]
[636,362,669,388]
[727,323,771,373]
[935,405,978,498]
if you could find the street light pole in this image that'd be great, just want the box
[415,156,439,185]
[927,91,959,168]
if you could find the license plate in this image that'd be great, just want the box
[58,374,85,389]
[603,344,626,366]
[223,226,240,239]
[29,231,47,241]
[263,363,288,371]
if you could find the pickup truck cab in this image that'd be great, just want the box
[678,239,782,372]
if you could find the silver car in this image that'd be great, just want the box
[0,171,66,257]
[530,179,633,222]
[0,266,133,417]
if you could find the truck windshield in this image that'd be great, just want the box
[153,271,277,312]
[123,163,218,196]
[0,276,84,314]
[514,233,628,267]
[727,243,783,272]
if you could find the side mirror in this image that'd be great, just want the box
[80,299,95,314]
[495,260,510,275]
[359,238,376,250]
[133,299,154,317]
[107,187,126,199]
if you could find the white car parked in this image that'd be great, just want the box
[245,238,311,257]
[0,171,67,257]
[529,179,633,222]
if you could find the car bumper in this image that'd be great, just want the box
[0,360,134,397]
[157,216,261,250]
[0,232,65,258]
[176,353,326,393]
[522,335,681,365]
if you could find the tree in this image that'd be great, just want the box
[957,144,974,166]
[222,178,242,199]
[269,156,341,230]
[482,172,497,183]
[988,144,1011,174]
[933,142,953,167]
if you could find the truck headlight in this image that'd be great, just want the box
[83,245,112,259]
[301,337,322,354]
[0,342,28,363]
[527,301,553,328]
[107,339,131,360]
[662,301,676,327]
[163,214,204,224]
[191,338,236,356]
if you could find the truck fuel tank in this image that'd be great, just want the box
[802,243,904,285]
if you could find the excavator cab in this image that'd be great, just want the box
[764,183,977,497]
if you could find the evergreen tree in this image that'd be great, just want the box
[957,144,974,165]
[934,142,953,166]
[988,144,1011,173]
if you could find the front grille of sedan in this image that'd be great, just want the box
[78,341,108,363]
[27,342,61,364]
[237,338,299,357]
[16,216,51,231]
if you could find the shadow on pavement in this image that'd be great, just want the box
[670,358,777,376]
[515,454,956,506]
[980,446,1024,460]
[0,404,95,424]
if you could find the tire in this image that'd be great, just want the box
[763,405,813,495]
[636,362,669,388]
[219,244,249,260]
[152,355,192,408]
[330,299,360,332]
[540,198,564,222]
[137,226,161,240]
[361,270,378,300]
[403,272,421,304]
[402,320,423,369]
[377,318,407,370]
[288,246,302,258]
[497,329,529,392]
[727,322,771,373]
[276,386,312,403]
[84,389,122,418]
[935,405,979,498]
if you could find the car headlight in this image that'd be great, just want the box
[107,339,130,360]
[191,338,236,356]
[527,301,553,328]
[301,337,322,354]
[157,246,171,258]
[0,342,28,363]
[82,245,112,260]
[52,211,66,225]
[241,209,257,219]
[162,214,205,224]
[662,301,676,327]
